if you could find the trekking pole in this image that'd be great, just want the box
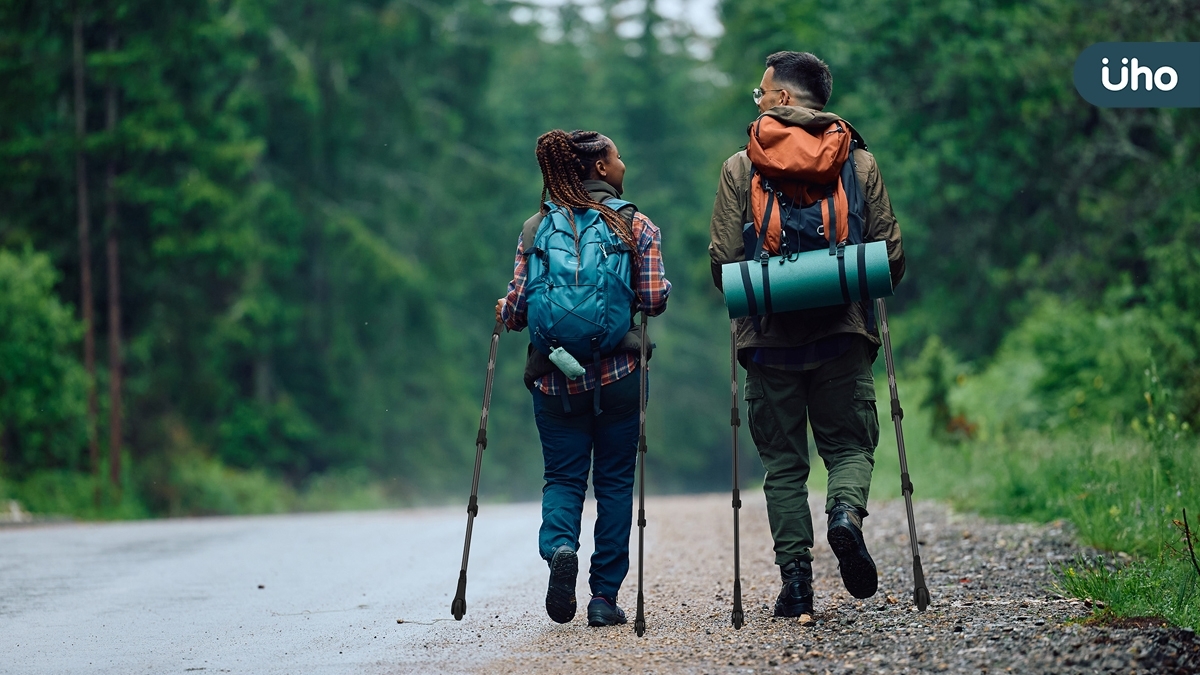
[729,319,745,629]
[634,312,649,637]
[875,298,931,611]
[451,320,503,620]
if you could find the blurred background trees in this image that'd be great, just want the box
[0,0,1196,516]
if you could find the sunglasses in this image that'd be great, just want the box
[752,87,785,105]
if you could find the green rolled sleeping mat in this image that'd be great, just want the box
[721,241,893,319]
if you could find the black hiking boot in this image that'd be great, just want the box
[545,545,578,623]
[586,595,627,626]
[773,559,814,617]
[827,501,878,599]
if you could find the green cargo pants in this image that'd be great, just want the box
[744,336,880,565]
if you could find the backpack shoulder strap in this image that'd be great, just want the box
[599,195,638,228]
[616,203,637,228]
[520,205,555,257]
[844,140,866,238]
[597,195,638,253]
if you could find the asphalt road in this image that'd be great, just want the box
[1,503,552,674]
[9,495,1195,674]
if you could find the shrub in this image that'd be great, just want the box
[0,248,89,478]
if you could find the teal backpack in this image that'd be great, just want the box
[524,198,637,368]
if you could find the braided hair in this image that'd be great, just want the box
[535,129,642,299]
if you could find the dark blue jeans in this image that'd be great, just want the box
[532,372,642,603]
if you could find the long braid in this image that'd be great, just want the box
[535,130,643,303]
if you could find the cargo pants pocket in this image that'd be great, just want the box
[743,373,769,447]
[853,378,880,449]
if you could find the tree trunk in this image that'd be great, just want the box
[105,28,123,491]
[74,6,98,475]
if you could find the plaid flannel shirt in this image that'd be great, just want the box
[501,210,670,395]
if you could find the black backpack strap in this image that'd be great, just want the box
[844,139,866,243]
[747,166,779,269]
[599,194,638,228]
[520,208,549,257]
[616,203,638,227]
[827,195,839,255]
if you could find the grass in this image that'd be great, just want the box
[864,371,1200,630]
[1056,552,1200,630]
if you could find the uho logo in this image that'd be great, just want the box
[1073,43,1199,108]
[1101,57,1178,91]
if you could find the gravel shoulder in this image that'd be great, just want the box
[399,492,1199,675]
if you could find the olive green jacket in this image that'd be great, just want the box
[708,105,906,353]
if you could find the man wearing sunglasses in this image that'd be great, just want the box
[708,51,906,617]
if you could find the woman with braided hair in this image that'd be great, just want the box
[496,129,671,627]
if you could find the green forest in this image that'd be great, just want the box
[2,0,1199,621]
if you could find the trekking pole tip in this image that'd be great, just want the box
[912,555,931,611]
[731,584,744,629]
[634,591,646,637]
[915,585,931,612]
[451,570,468,620]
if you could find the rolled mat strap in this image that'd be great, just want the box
[739,262,757,316]
[837,245,850,305]
[857,241,869,302]
[762,261,773,314]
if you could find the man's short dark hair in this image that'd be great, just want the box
[765,51,832,107]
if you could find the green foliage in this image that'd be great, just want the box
[9,468,146,520]
[948,292,1198,437]
[0,248,88,476]
[294,468,394,512]
[2,0,1200,529]
[138,440,293,517]
[1056,554,1200,631]
[916,336,957,440]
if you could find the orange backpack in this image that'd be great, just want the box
[745,115,857,258]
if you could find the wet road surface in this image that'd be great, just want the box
[1,503,552,674]
[8,494,1187,674]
